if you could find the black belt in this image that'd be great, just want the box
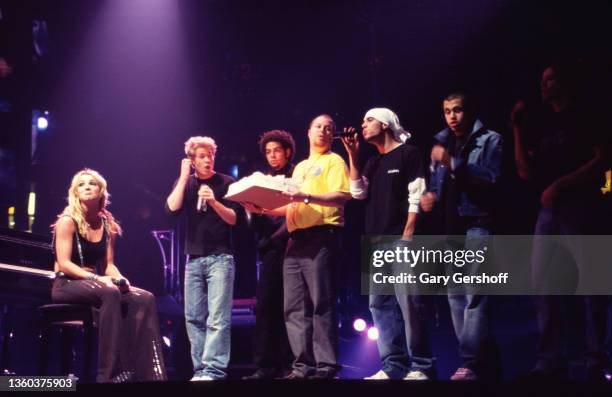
[188,252,231,260]
[289,224,341,240]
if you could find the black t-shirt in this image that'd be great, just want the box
[167,173,243,256]
[362,144,425,235]
[527,106,603,195]
[443,133,469,234]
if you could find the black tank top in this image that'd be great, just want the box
[69,221,107,272]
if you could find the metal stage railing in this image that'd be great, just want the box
[150,230,182,302]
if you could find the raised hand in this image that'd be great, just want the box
[180,158,192,181]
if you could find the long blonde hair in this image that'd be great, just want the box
[52,168,122,238]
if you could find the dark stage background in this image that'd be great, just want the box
[0,0,611,380]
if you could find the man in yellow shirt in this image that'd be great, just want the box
[259,114,350,379]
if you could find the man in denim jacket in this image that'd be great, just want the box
[421,92,502,380]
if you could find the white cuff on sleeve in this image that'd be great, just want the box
[350,177,368,200]
[407,177,427,214]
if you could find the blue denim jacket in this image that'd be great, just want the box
[428,119,503,217]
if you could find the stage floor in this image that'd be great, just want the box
[74,379,612,397]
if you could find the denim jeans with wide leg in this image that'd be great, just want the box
[531,207,609,373]
[184,254,235,379]
[447,227,498,376]
[369,290,434,378]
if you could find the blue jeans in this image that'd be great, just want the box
[531,207,609,371]
[369,291,434,378]
[447,227,495,374]
[184,254,235,379]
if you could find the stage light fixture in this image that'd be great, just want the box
[36,116,48,131]
[353,318,367,332]
[230,164,239,179]
[27,192,36,216]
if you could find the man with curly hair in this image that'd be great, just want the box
[242,129,296,379]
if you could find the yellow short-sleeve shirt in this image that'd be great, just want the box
[286,151,350,232]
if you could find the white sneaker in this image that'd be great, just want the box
[404,370,429,380]
[190,375,214,381]
[364,369,390,380]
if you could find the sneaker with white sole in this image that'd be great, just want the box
[404,370,429,380]
[190,375,214,381]
[364,369,390,380]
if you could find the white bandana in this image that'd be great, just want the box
[364,108,411,143]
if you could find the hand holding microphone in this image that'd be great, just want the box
[112,277,130,292]
[197,184,215,212]
[112,278,128,287]
[339,126,360,159]
[197,185,207,212]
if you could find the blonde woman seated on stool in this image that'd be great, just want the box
[51,168,166,383]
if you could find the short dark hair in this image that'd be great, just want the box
[309,114,336,131]
[443,92,472,113]
[258,129,296,160]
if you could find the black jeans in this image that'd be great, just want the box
[51,278,167,382]
[283,226,342,377]
[253,246,293,371]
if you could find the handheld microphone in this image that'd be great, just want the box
[112,278,127,287]
[197,185,208,212]
[333,131,358,140]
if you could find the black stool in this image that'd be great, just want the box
[38,303,96,382]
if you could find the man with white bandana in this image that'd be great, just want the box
[341,108,434,380]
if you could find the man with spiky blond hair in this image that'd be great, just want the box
[166,136,243,381]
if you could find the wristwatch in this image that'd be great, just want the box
[303,194,311,204]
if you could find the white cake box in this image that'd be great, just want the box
[224,172,301,210]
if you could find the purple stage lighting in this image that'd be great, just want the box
[353,318,366,332]
[367,327,379,341]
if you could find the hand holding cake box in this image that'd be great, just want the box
[224,172,302,210]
